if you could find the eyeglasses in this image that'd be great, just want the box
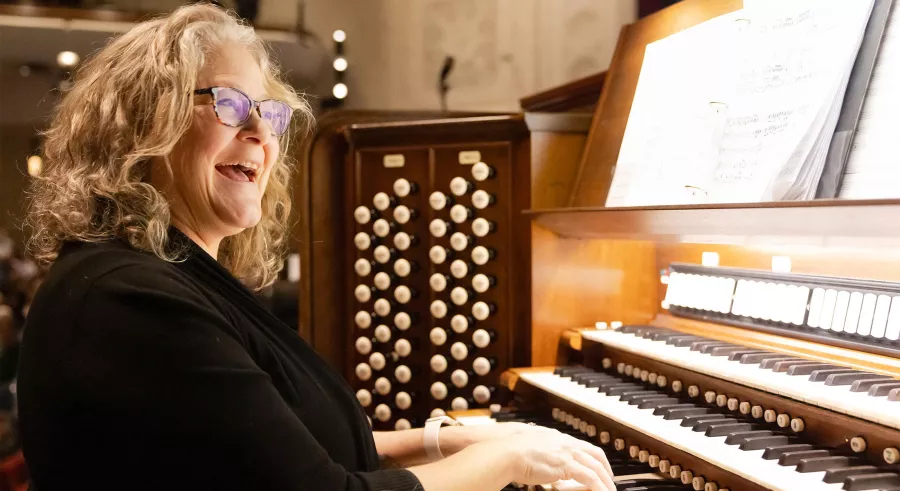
[194,86,293,137]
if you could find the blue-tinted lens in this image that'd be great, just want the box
[259,100,292,136]
[214,87,251,126]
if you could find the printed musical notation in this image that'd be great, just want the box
[606,0,875,207]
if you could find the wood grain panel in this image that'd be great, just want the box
[570,0,743,207]
[530,225,658,367]
[581,339,900,466]
[530,131,589,210]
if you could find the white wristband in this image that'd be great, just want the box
[423,416,459,461]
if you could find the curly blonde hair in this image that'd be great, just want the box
[25,3,312,290]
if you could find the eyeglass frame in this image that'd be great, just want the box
[193,86,294,136]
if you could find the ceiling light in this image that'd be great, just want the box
[332,30,346,43]
[333,57,348,72]
[333,83,348,99]
[57,50,80,68]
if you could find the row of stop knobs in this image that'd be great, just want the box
[551,407,732,491]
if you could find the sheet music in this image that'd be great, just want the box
[841,0,900,198]
[606,0,875,207]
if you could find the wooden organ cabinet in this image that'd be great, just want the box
[442,1,900,491]
[295,76,605,431]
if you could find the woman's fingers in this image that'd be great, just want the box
[559,458,608,491]
[572,448,616,491]
[579,442,614,480]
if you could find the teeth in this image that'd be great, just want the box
[217,161,260,174]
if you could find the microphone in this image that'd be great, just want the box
[438,55,454,111]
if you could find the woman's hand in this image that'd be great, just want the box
[477,425,617,491]
[438,421,540,457]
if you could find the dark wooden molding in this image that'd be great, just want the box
[344,115,528,148]
[519,71,607,113]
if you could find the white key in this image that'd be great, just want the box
[843,292,863,334]
[872,295,891,338]
[583,330,900,430]
[831,291,851,333]
[522,371,845,491]
[886,297,900,341]
[807,288,825,328]
[857,293,877,336]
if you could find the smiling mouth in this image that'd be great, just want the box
[215,162,257,183]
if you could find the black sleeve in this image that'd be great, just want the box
[71,264,422,491]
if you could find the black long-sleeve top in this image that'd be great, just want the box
[17,231,423,491]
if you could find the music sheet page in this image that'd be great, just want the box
[606,0,874,207]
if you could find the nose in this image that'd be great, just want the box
[239,108,272,145]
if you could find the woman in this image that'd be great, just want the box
[17,4,615,491]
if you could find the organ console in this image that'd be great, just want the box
[445,1,900,490]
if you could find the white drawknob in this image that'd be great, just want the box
[394,312,411,331]
[354,258,371,277]
[472,357,491,376]
[355,336,372,355]
[450,341,469,361]
[472,328,491,348]
[393,258,411,277]
[430,300,448,319]
[353,232,371,250]
[394,418,412,430]
[430,382,448,400]
[374,377,391,395]
[450,314,469,334]
[449,177,469,196]
[369,352,386,371]
[374,403,391,422]
[450,232,469,251]
[429,191,448,210]
[429,273,448,292]
[395,391,412,410]
[450,259,468,279]
[393,178,412,197]
[394,285,412,304]
[429,219,448,238]
[372,192,390,211]
[356,389,372,407]
[354,284,371,303]
[430,327,447,346]
[373,272,390,290]
[393,205,411,224]
[393,232,411,251]
[472,301,491,320]
[394,339,412,358]
[472,273,491,293]
[471,218,492,237]
[450,286,469,305]
[372,219,390,238]
[353,206,371,224]
[450,204,470,224]
[451,397,468,411]
[471,190,492,209]
[355,363,372,381]
[372,300,394,323]
[430,354,448,373]
[394,365,412,384]
[373,245,390,264]
[451,369,469,388]
[354,311,372,329]
[429,245,447,264]
[471,162,492,181]
[471,245,490,265]
[374,324,391,343]
[473,385,491,403]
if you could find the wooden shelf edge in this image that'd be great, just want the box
[527,199,900,240]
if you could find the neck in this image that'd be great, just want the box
[171,217,221,259]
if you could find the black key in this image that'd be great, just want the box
[628,394,673,406]
[637,398,681,410]
[608,385,647,396]
[728,350,771,362]
[555,366,593,377]
[598,382,639,393]
[850,377,896,392]
[690,340,731,352]
[890,388,900,401]
[772,360,824,373]
[700,343,741,354]
[739,435,794,451]
[709,345,751,356]
[652,403,697,416]
[739,352,788,364]
[680,413,730,427]
[787,363,842,376]
[619,487,688,491]
[844,473,900,491]
[664,335,701,346]
[796,456,863,473]
[762,443,816,460]
[823,466,880,484]
[725,430,774,445]
[620,325,656,334]
[585,377,623,388]
[826,372,885,386]
[674,337,707,348]
[620,391,663,402]
[810,369,858,382]
[693,418,741,433]
[778,449,831,466]
[868,381,900,397]
[761,356,805,369]
[650,331,685,341]
[663,407,714,420]
[705,422,755,437]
